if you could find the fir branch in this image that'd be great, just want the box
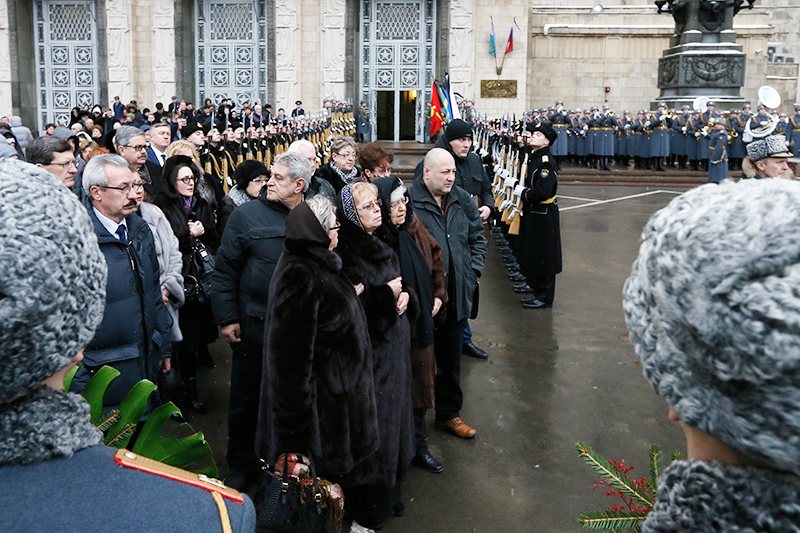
[107,424,137,448]
[647,445,663,493]
[578,509,648,531]
[576,443,653,508]
[96,410,120,432]
[671,451,684,462]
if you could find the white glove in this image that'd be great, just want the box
[500,200,512,211]
[695,132,701,138]
[514,184,525,197]
[582,125,589,131]
[644,121,651,128]
[506,210,517,222]
[624,124,631,130]
[682,126,687,133]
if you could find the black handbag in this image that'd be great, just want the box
[254,453,327,533]
[184,238,215,303]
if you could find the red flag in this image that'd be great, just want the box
[505,27,514,55]
[430,81,443,137]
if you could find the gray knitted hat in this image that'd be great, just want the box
[0,159,107,404]
[623,179,800,475]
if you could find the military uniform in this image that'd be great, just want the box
[790,110,800,158]
[707,126,729,183]
[673,110,692,168]
[649,109,672,171]
[547,105,569,162]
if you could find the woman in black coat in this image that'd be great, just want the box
[313,135,361,193]
[154,155,220,412]
[256,196,379,480]
[335,182,415,531]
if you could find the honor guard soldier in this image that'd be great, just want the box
[618,110,633,167]
[633,110,651,169]
[513,122,562,309]
[707,118,729,183]
[688,109,705,171]
[789,105,800,158]
[752,104,771,131]
[650,104,672,172]
[729,106,749,171]
[673,106,692,169]
[698,101,720,171]
[547,101,569,169]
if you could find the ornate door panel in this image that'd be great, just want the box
[195,1,267,108]
[33,0,99,131]
[360,0,435,142]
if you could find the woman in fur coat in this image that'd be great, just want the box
[154,155,220,413]
[256,196,379,480]
[336,182,416,533]
[373,177,448,474]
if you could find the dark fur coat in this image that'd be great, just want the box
[643,460,800,532]
[335,221,416,486]
[256,203,379,476]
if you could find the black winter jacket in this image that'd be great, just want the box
[211,187,290,353]
[71,203,173,409]
[409,177,487,322]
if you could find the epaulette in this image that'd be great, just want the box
[114,449,244,503]
[542,155,549,163]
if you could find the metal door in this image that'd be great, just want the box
[33,0,100,132]
[195,1,268,108]
[359,0,435,142]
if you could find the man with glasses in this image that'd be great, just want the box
[26,136,78,190]
[70,154,172,411]
[114,125,164,197]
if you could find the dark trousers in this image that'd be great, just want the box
[434,309,466,421]
[226,347,262,476]
[529,274,556,306]
[413,407,429,455]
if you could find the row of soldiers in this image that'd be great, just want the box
[475,101,800,173]
[196,108,355,194]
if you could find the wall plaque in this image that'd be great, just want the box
[481,80,518,98]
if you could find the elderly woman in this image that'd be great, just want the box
[623,179,800,531]
[154,155,220,413]
[256,195,379,485]
[314,136,360,193]
[335,181,414,532]
[373,177,447,474]
[218,160,269,234]
[358,142,394,182]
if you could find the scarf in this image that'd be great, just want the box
[330,160,358,186]
[643,460,800,532]
[339,184,364,230]
[0,387,102,466]
[226,184,252,207]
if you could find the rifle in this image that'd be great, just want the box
[507,152,529,236]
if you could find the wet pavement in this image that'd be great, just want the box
[193,185,693,532]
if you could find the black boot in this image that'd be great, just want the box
[185,377,210,414]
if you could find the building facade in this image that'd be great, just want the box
[0,0,797,137]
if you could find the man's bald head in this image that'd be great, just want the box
[423,148,456,199]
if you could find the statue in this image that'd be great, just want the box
[653,0,757,109]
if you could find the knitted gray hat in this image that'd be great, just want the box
[623,179,800,475]
[0,159,107,405]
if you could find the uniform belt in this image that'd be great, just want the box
[553,124,567,128]
[597,127,613,130]
[540,196,556,204]
[793,129,800,132]
[656,126,668,130]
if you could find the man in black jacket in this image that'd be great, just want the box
[211,151,312,491]
[415,119,493,360]
[72,154,173,409]
[410,148,487,441]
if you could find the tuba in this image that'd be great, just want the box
[743,86,781,141]
[692,96,709,114]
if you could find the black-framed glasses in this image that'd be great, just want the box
[358,198,382,212]
[102,182,145,194]
[177,176,197,184]
[124,142,150,152]
[390,197,409,209]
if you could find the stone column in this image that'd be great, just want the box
[322,0,346,102]
[274,0,299,113]
[106,0,134,103]
[152,0,176,105]
[0,0,12,115]
[449,0,475,101]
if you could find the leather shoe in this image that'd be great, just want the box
[521,298,552,309]
[513,283,534,293]
[462,342,488,360]
[502,254,518,263]
[506,262,520,271]
[436,417,477,438]
[412,452,444,473]
[508,272,526,281]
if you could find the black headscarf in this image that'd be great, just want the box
[373,177,435,347]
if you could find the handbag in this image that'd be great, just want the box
[184,238,215,303]
[254,453,341,533]
[470,281,480,320]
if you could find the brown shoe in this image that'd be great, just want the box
[435,417,477,439]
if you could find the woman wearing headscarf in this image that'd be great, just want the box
[373,177,447,474]
[335,181,415,533]
[313,136,360,193]
[256,195,379,487]
[154,155,220,413]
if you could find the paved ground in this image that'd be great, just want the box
[192,184,694,532]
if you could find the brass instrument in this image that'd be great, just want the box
[665,109,674,119]
[744,86,782,140]
[608,110,615,116]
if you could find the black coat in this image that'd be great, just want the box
[414,137,494,213]
[211,188,290,354]
[256,203,379,476]
[335,221,414,487]
[71,204,172,409]
[409,177,487,321]
[313,162,360,194]
[519,146,562,279]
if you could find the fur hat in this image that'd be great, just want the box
[623,179,800,475]
[444,119,473,141]
[0,159,106,405]
[745,135,791,162]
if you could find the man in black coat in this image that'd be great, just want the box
[410,148,487,439]
[414,119,493,360]
[513,122,562,309]
[72,154,173,409]
[211,151,312,491]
